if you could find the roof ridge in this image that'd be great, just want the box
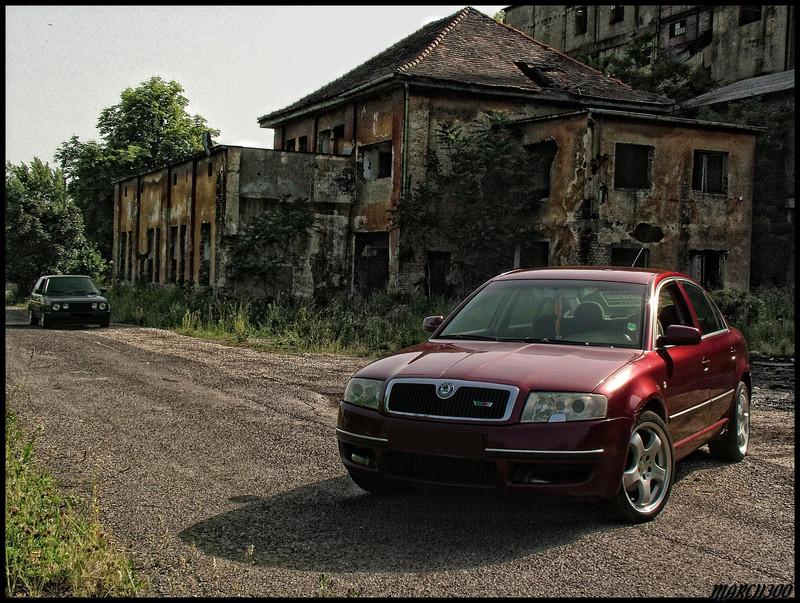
[396,7,472,73]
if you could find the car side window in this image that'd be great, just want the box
[683,282,724,335]
[34,279,45,294]
[656,281,693,337]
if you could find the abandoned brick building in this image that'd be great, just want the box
[112,7,759,296]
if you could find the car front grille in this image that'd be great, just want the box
[387,382,510,419]
[382,451,496,487]
[63,302,93,311]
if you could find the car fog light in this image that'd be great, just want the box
[91,302,98,309]
[52,303,61,311]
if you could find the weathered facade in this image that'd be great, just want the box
[112,147,353,298]
[113,7,760,295]
[503,5,795,86]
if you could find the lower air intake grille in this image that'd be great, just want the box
[382,451,496,487]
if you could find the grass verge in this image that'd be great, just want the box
[106,284,793,359]
[5,387,145,597]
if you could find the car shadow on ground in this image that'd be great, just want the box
[179,475,625,573]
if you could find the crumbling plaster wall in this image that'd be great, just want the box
[517,113,755,290]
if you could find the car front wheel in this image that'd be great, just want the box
[608,410,674,523]
[708,382,750,462]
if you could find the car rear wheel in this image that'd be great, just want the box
[607,410,674,523]
[708,382,750,462]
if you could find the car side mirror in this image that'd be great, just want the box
[422,315,444,333]
[656,324,701,347]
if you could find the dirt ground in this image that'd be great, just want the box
[4,307,795,597]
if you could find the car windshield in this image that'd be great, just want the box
[45,276,99,296]
[436,279,647,349]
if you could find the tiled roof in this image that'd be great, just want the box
[259,7,672,125]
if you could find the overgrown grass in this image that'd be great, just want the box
[5,388,144,597]
[107,284,794,358]
[108,285,457,357]
[710,286,795,357]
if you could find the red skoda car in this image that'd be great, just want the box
[336,267,751,522]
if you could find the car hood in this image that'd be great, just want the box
[357,340,643,393]
[44,294,107,303]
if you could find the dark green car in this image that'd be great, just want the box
[28,275,111,328]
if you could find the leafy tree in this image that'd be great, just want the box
[584,36,715,104]
[5,158,105,293]
[395,113,540,295]
[55,76,220,258]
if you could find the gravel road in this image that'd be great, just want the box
[5,307,795,597]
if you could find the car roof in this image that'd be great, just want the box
[40,274,94,279]
[493,266,684,285]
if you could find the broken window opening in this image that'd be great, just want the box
[153,227,161,283]
[354,232,389,293]
[611,246,649,268]
[285,138,296,152]
[689,250,726,290]
[172,173,177,186]
[574,6,588,35]
[360,142,393,181]
[609,5,624,24]
[692,150,728,194]
[119,232,128,280]
[177,225,187,284]
[516,241,550,269]
[298,135,308,152]
[525,140,558,200]
[739,6,762,26]
[199,223,212,286]
[614,143,653,190]
[168,226,178,283]
[670,20,687,38]
[124,186,128,197]
[333,125,346,154]
[207,162,213,178]
[425,251,451,297]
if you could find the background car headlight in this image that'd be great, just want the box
[62,303,69,310]
[91,302,98,309]
[521,392,608,423]
[99,302,107,310]
[52,303,61,311]
[343,378,383,410]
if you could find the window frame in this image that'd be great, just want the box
[670,20,687,38]
[609,5,625,25]
[692,150,728,194]
[574,5,588,35]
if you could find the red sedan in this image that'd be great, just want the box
[336,267,751,522]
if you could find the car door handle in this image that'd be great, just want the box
[701,357,711,371]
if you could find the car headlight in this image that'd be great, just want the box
[62,303,69,310]
[521,392,608,423]
[99,302,107,310]
[91,302,98,309]
[52,303,61,311]
[343,378,384,410]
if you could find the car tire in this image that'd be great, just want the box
[28,309,37,325]
[708,382,750,462]
[607,410,675,523]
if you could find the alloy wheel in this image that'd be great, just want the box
[737,388,750,455]
[622,421,672,514]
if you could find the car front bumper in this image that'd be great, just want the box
[337,401,632,499]
[44,309,110,324]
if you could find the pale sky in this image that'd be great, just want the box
[5,5,505,167]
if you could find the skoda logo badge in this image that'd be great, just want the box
[437,381,456,399]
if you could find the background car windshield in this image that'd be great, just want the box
[437,279,647,349]
[45,277,99,295]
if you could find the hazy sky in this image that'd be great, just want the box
[5,5,505,167]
